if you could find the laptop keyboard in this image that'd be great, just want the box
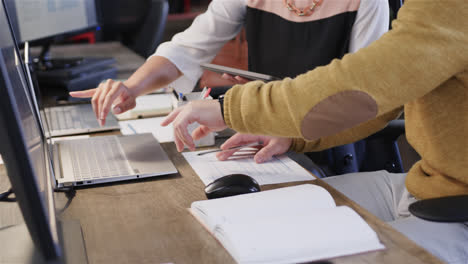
[45,106,87,131]
[59,136,133,180]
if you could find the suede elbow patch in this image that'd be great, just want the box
[301,90,378,141]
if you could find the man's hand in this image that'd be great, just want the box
[69,79,136,126]
[161,100,227,152]
[216,133,292,163]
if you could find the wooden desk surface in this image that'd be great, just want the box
[0,140,442,264]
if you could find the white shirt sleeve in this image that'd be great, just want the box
[349,0,389,53]
[152,0,247,93]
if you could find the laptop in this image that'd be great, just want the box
[21,43,120,138]
[40,103,120,137]
[1,9,178,188]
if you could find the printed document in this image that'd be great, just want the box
[182,150,315,185]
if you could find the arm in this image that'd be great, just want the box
[218,0,391,160]
[349,0,389,53]
[224,0,467,141]
[152,0,246,92]
[71,0,246,124]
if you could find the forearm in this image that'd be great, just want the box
[123,56,182,97]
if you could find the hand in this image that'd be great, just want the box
[161,100,227,152]
[222,73,251,84]
[216,133,292,163]
[69,79,136,126]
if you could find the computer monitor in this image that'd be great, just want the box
[0,1,61,260]
[4,0,98,43]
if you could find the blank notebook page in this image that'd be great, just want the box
[191,184,384,264]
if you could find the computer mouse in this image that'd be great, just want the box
[204,174,260,199]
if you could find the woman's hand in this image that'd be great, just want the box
[161,100,227,152]
[217,133,292,163]
[69,79,136,126]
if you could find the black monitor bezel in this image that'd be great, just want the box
[0,53,60,260]
[0,0,61,260]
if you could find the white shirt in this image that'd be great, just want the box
[153,0,389,93]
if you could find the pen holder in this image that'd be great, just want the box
[174,92,215,148]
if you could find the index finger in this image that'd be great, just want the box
[220,134,257,150]
[69,88,97,98]
[161,107,183,126]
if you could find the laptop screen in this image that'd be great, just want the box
[0,2,60,259]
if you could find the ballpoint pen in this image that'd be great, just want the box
[197,141,263,156]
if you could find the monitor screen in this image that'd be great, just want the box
[0,1,60,259]
[5,0,98,43]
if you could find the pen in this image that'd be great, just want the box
[197,141,263,156]
[172,89,179,100]
[203,87,211,99]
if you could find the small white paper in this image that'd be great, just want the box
[119,117,174,143]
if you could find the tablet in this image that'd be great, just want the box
[201,63,280,82]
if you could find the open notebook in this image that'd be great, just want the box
[190,184,384,264]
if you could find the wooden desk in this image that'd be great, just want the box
[0,140,442,264]
[0,42,443,263]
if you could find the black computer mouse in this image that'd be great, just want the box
[204,174,260,199]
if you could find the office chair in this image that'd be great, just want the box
[96,0,169,58]
[409,195,468,222]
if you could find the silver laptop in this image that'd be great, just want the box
[35,96,178,188]
[50,133,177,187]
[10,39,178,188]
[41,104,120,137]
[22,42,120,138]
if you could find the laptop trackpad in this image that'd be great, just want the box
[118,133,177,176]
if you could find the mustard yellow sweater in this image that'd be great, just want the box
[223,0,468,199]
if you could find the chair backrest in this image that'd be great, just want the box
[130,0,169,58]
